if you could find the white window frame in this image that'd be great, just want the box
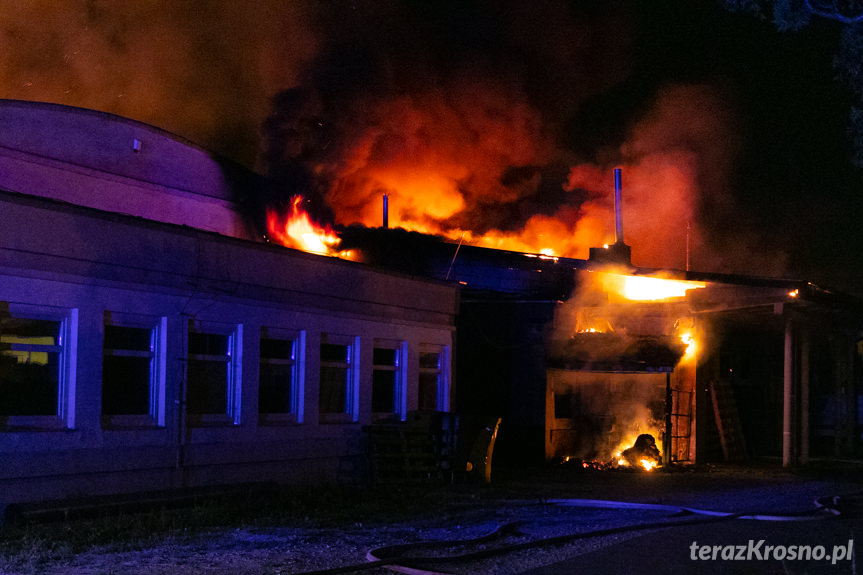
[372,339,407,422]
[101,312,167,429]
[0,303,77,430]
[318,333,359,424]
[185,320,242,426]
[258,327,305,425]
[418,344,450,412]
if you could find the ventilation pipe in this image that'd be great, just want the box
[614,167,624,245]
[588,167,632,267]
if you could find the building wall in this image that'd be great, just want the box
[0,191,457,507]
[0,99,256,239]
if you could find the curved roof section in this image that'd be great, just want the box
[0,99,262,239]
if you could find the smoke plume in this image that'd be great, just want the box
[1,1,787,274]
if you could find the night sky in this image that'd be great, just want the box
[2,1,861,295]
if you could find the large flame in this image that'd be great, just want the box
[598,272,706,302]
[266,196,342,256]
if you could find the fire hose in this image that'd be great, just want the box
[291,496,845,575]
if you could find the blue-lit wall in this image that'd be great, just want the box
[0,190,457,508]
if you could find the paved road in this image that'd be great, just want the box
[519,504,863,574]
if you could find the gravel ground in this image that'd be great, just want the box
[3,462,863,575]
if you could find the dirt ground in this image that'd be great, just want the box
[3,461,863,575]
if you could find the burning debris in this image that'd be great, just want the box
[564,433,662,472]
[619,434,662,470]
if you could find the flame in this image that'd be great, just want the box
[598,272,705,302]
[639,459,657,471]
[611,424,662,472]
[266,196,342,256]
[680,330,697,361]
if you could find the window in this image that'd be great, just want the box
[186,321,242,425]
[418,345,448,412]
[259,328,304,424]
[372,341,406,421]
[319,334,358,423]
[102,313,166,427]
[0,303,77,428]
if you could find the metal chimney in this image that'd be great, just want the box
[587,167,632,267]
[614,168,624,245]
[382,193,389,229]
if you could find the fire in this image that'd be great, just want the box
[599,272,706,302]
[266,196,342,256]
[680,330,697,361]
[612,431,662,472]
[639,459,657,471]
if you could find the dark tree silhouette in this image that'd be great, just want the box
[723,0,863,166]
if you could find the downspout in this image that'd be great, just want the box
[176,314,189,488]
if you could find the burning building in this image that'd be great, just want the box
[335,169,863,471]
[1,99,861,515]
[0,100,458,507]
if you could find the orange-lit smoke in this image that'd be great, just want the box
[323,82,561,247]
[4,3,787,276]
[0,1,318,167]
[313,82,748,271]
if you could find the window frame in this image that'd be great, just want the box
[418,344,450,412]
[0,302,77,430]
[101,312,166,429]
[258,327,305,425]
[318,333,359,424]
[371,339,407,422]
[185,320,243,426]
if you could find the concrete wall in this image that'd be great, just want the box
[0,100,256,239]
[0,189,457,507]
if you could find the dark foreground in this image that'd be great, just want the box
[3,460,863,574]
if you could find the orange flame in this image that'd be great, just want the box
[679,330,697,361]
[639,459,657,471]
[266,196,342,256]
[598,272,705,302]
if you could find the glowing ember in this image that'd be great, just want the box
[599,272,706,302]
[266,196,341,256]
[639,458,657,471]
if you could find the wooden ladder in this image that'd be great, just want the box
[709,379,747,462]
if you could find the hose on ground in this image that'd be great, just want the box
[290,495,843,575]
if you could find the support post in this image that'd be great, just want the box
[846,339,859,456]
[782,316,794,467]
[800,329,810,465]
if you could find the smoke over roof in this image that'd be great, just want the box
[1,1,789,276]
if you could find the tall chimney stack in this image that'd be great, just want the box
[587,168,632,267]
[614,168,624,245]
[382,193,389,229]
